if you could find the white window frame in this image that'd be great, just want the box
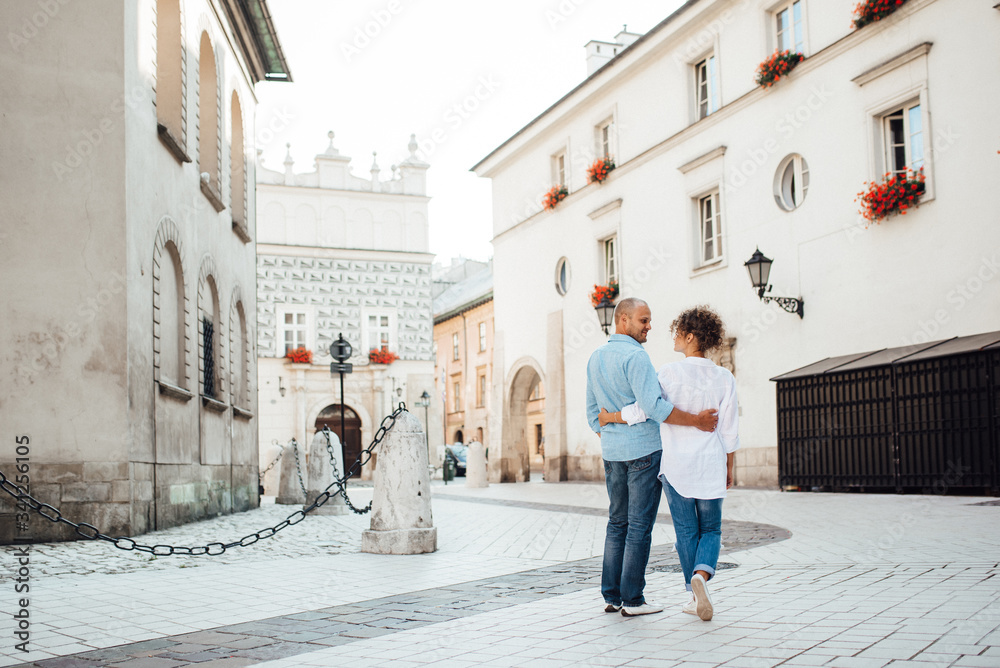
[772,0,806,54]
[452,332,460,360]
[477,372,486,407]
[551,150,567,187]
[695,53,720,120]
[362,308,397,354]
[602,235,618,285]
[479,321,487,352]
[275,305,314,358]
[774,154,809,211]
[867,87,934,202]
[882,101,925,177]
[697,190,724,267]
[596,117,615,160]
[453,379,461,412]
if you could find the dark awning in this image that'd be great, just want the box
[770,330,1000,381]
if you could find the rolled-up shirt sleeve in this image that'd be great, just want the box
[719,375,740,453]
[620,403,646,426]
[627,351,673,423]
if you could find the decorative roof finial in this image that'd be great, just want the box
[408,133,418,159]
[283,142,293,165]
[370,151,380,173]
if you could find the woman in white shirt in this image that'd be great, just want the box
[599,306,739,621]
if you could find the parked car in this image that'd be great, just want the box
[445,443,467,477]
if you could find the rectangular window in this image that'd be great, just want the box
[477,373,486,407]
[775,1,804,53]
[552,152,566,187]
[535,424,543,455]
[367,314,391,352]
[699,191,723,265]
[883,102,924,176]
[696,55,719,119]
[202,316,215,397]
[452,332,460,360]
[597,120,613,159]
[479,322,487,352]
[603,236,618,285]
[453,381,461,412]
[280,311,308,356]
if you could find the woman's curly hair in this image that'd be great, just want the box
[671,306,725,353]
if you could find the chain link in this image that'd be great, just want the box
[289,438,309,500]
[321,426,372,515]
[258,440,285,481]
[0,403,407,556]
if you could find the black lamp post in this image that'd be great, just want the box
[595,296,616,335]
[329,333,353,465]
[744,248,804,318]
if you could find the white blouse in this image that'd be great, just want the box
[620,356,740,499]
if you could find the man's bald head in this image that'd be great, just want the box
[614,298,647,326]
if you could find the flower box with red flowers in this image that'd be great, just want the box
[852,0,911,30]
[587,157,616,184]
[285,347,313,364]
[590,282,619,308]
[755,50,804,89]
[543,185,568,210]
[369,349,399,365]
[855,167,926,224]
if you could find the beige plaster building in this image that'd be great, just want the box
[0,0,289,541]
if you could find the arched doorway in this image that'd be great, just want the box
[454,429,464,444]
[501,361,544,482]
[315,404,362,477]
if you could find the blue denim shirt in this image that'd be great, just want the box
[586,334,675,461]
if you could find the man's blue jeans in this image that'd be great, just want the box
[602,450,662,607]
[661,477,723,591]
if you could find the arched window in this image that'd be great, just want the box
[230,299,250,408]
[159,242,185,386]
[230,90,246,229]
[155,0,185,152]
[198,32,222,206]
[199,272,223,399]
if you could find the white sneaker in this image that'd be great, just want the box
[621,601,664,617]
[682,596,697,615]
[690,574,713,621]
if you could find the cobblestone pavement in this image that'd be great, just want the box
[2,481,998,668]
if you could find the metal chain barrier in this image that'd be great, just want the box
[321,426,371,515]
[289,438,309,499]
[258,440,285,482]
[0,403,407,556]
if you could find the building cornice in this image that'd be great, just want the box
[257,181,430,202]
[434,294,494,325]
[851,42,933,86]
[677,146,727,174]
[257,244,435,264]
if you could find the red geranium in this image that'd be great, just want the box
[369,349,399,365]
[755,50,804,88]
[855,167,925,225]
[852,0,910,30]
[589,283,619,308]
[587,157,616,184]
[285,347,313,364]
[543,185,568,210]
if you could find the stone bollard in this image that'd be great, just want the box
[361,411,436,554]
[275,439,307,505]
[259,441,284,496]
[465,441,488,488]
[305,429,349,515]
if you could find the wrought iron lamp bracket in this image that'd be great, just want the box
[761,294,804,318]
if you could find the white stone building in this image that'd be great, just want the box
[256,134,440,486]
[474,0,1000,487]
[0,0,289,541]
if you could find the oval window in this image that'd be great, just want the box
[774,154,809,211]
[554,257,570,296]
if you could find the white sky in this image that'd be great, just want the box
[256,0,685,265]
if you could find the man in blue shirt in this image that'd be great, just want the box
[586,297,718,616]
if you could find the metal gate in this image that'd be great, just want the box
[773,332,1000,494]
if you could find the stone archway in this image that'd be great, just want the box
[499,358,545,482]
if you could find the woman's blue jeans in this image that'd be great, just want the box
[661,477,723,591]
[602,450,662,607]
